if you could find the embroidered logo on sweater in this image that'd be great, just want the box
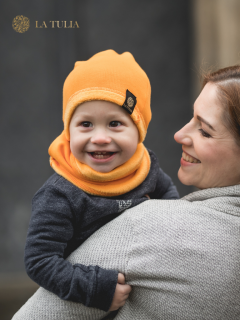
[116,200,132,212]
[122,90,137,114]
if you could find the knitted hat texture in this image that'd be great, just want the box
[63,50,151,142]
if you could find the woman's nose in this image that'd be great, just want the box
[174,123,192,146]
[90,130,112,144]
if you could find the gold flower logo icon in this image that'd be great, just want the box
[12,15,30,33]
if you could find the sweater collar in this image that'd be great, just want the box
[182,184,240,216]
[182,184,240,201]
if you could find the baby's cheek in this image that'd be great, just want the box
[70,139,80,156]
[69,139,75,153]
[124,148,136,161]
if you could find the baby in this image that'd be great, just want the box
[24,50,179,312]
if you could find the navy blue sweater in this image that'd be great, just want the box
[25,150,179,311]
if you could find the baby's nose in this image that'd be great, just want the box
[90,130,112,144]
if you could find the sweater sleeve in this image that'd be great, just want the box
[149,168,179,200]
[24,186,118,311]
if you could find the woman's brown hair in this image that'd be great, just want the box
[202,65,240,145]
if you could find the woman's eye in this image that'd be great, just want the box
[80,121,92,127]
[199,128,211,138]
[109,121,122,127]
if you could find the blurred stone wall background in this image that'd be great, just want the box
[1,0,240,319]
[192,0,240,96]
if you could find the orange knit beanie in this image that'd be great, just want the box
[63,49,151,142]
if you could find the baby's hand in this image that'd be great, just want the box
[109,273,132,311]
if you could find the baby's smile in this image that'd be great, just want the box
[88,151,116,159]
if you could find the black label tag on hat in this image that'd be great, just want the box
[122,90,137,114]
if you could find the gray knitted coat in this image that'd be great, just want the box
[13,184,240,319]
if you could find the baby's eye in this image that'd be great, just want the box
[198,128,211,138]
[80,121,93,127]
[109,121,122,127]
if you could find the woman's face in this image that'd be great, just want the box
[174,82,240,189]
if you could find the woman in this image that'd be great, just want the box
[13,66,240,320]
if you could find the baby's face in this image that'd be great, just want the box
[69,100,139,173]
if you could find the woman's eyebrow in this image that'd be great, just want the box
[197,115,216,131]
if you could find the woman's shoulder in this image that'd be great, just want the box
[124,184,240,234]
[182,184,240,202]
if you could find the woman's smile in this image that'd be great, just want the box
[181,151,201,164]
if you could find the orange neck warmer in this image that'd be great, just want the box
[49,131,151,197]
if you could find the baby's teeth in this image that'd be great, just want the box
[95,152,107,155]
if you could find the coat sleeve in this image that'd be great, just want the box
[24,186,118,311]
[149,168,180,200]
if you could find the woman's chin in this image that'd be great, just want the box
[177,168,195,187]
